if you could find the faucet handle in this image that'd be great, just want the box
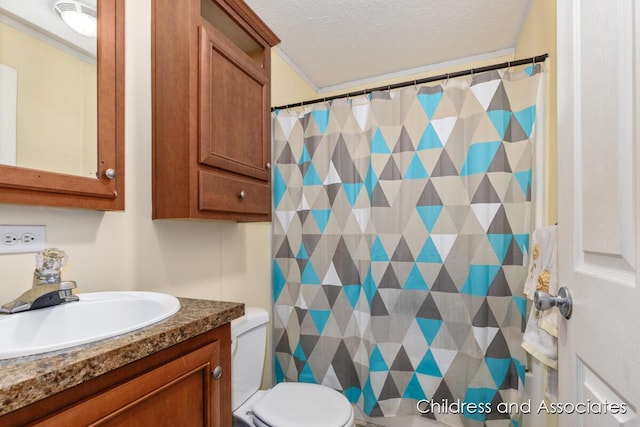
[35,248,68,279]
[59,281,77,290]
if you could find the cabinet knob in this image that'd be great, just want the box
[104,169,117,180]
[212,365,223,380]
[266,162,271,170]
[239,191,246,199]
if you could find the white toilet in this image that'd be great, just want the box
[231,307,355,427]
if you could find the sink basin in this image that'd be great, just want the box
[0,291,180,359]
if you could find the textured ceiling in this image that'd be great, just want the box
[244,0,533,92]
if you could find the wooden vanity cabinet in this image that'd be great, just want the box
[152,0,279,221]
[3,325,232,427]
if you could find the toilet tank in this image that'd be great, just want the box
[231,306,269,410]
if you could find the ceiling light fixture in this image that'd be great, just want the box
[54,1,97,38]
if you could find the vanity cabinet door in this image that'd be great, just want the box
[32,335,231,427]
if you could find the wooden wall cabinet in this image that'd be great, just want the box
[3,325,232,427]
[152,0,279,221]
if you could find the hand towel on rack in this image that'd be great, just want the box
[522,224,559,401]
[523,224,558,337]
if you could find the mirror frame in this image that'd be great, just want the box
[0,0,124,211]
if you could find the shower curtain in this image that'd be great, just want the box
[272,64,544,426]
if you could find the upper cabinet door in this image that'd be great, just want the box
[198,21,270,182]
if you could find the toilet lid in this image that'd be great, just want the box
[252,382,353,427]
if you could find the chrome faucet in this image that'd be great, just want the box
[0,248,79,314]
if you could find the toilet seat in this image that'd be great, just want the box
[251,382,354,427]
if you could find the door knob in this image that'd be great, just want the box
[534,286,572,319]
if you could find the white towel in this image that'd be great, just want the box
[523,225,558,337]
[522,225,559,400]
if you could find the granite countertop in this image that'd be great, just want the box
[0,297,244,417]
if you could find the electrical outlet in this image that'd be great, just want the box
[0,225,46,254]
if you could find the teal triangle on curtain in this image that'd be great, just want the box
[311,110,330,134]
[485,357,511,388]
[303,163,323,185]
[343,183,364,207]
[296,244,309,260]
[299,363,317,383]
[404,153,430,179]
[311,209,331,233]
[461,141,502,176]
[372,128,391,153]
[514,234,530,257]
[417,92,443,119]
[273,261,286,301]
[514,105,536,138]
[487,234,512,264]
[301,263,321,285]
[416,237,443,263]
[416,318,443,346]
[404,264,429,290]
[460,265,501,296]
[274,359,285,383]
[514,170,532,195]
[403,373,428,399]
[417,123,443,150]
[416,349,442,377]
[514,296,527,317]
[487,110,512,139]
[293,342,306,361]
[370,345,389,372]
[363,268,376,304]
[298,145,312,164]
[273,166,287,209]
[344,387,362,404]
[362,378,378,415]
[309,309,331,334]
[364,164,378,197]
[343,285,361,309]
[372,236,390,261]
[416,205,443,232]
[514,358,526,383]
[463,388,497,421]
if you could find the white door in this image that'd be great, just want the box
[557,0,640,425]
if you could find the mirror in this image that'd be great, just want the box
[0,0,123,210]
[0,0,97,177]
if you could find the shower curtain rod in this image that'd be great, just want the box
[272,53,548,111]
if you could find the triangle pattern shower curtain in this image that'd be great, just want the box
[272,65,544,426]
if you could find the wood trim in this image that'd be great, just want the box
[210,0,280,47]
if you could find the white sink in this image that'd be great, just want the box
[0,291,180,359]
